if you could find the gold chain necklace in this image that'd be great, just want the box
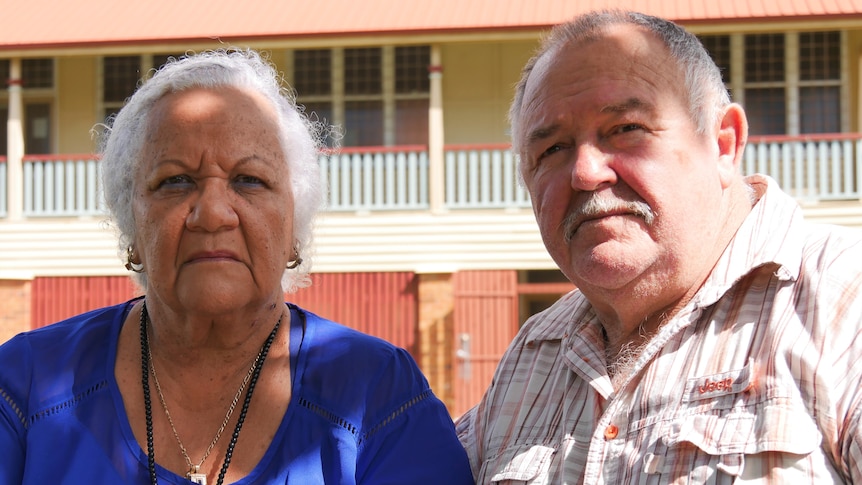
[148,337,262,484]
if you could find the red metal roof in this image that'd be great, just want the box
[3,0,862,50]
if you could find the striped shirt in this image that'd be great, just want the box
[456,175,862,484]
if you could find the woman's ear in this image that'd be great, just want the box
[716,103,748,188]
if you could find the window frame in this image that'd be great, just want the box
[289,45,431,147]
[699,30,847,136]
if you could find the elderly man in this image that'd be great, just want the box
[456,9,862,484]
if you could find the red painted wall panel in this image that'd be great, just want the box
[287,272,418,355]
[31,276,140,329]
[30,274,419,359]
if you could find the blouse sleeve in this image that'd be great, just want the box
[354,348,474,485]
[0,335,29,485]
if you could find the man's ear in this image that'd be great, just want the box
[716,103,748,188]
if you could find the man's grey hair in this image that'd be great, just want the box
[509,10,731,155]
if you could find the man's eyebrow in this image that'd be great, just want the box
[525,123,559,146]
[601,97,654,115]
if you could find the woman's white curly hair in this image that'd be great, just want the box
[97,48,327,293]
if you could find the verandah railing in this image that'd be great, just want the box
[1,133,861,218]
[744,133,862,202]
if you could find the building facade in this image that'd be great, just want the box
[2,0,862,415]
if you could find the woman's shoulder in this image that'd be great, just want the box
[289,305,431,411]
[0,301,132,396]
[293,305,415,367]
[1,302,129,357]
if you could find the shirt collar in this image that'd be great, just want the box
[691,174,804,308]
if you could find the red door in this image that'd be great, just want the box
[451,270,519,418]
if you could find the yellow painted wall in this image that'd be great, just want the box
[56,56,99,153]
[441,40,536,145]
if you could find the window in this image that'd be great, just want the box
[0,59,54,89]
[395,46,430,94]
[699,35,730,84]
[22,59,54,89]
[343,48,384,146]
[744,34,786,135]
[101,54,188,123]
[294,49,332,96]
[1,62,10,152]
[345,48,382,96]
[0,58,55,154]
[102,56,141,121]
[799,31,841,134]
[0,106,6,154]
[394,46,431,145]
[699,31,843,136]
[293,45,431,147]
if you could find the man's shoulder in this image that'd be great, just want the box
[519,290,588,345]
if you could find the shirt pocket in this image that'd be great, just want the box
[650,402,821,482]
[481,444,557,484]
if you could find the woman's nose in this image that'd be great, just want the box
[185,180,240,231]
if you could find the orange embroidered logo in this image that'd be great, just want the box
[698,377,733,394]
[683,360,755,403]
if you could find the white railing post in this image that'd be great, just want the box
[428,46,445,214]
[6,59,24,220]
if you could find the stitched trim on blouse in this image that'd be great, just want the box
[357,389,433,447]
[28,380,108,427]
[298,397,359,436]
[0,385,27,429]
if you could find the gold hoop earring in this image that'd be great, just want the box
[125,246,144,273]
[286,256,303,270]
[286,246,302,269]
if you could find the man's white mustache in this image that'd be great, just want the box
[563,196,655,243]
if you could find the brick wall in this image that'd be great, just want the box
[416,273,456,413]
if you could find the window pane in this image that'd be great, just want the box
[0,60,8,84]
[25,103,51,154]
[152,53,187,72]
[745,87,786,135]
[699,35,730,84]
[101,107,122,129]
[300,100,337,147]
[395,99,428,145]
[800,31,840,81]
[344,48,382,95]
[800,86,840,133]
[103,56,141,103]
[745,34,784,83]
[0,107,7,154]
[294,49,332,96]
[344,100,383,146]
[395,46,430,94]
[22,59,53,88]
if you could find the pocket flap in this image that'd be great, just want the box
[488,444,556,482]
[665,401,821,456]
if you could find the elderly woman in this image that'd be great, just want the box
[0,49,472,484]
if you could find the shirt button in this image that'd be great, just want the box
[604,424,619,440]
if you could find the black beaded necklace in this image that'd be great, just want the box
[139,301,282,485]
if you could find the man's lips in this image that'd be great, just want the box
[562,197,655,244]
[575,210,631,229]
[567,210,632,238]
